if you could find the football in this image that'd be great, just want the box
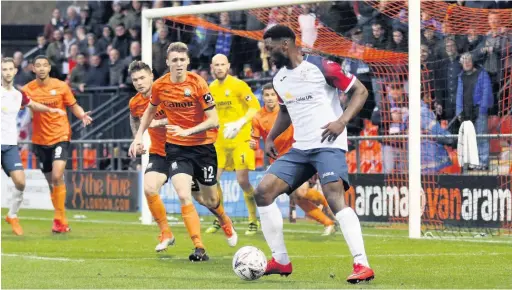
[232,246,267,281]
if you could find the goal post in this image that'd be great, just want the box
[139,0,422,238]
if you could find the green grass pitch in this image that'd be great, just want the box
[2,209,511,289]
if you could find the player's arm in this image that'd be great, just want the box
[186,107,219,135]
[250,115,262,150]
[129,114,140,137]
[129,103,158,157]
[223,81,260,139]
[20,91,65,115]
[268,104,292,142]
[319,59,368,142]
[62,85,92,126]
[149,118,168,128]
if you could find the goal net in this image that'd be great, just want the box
[141,0,512,237]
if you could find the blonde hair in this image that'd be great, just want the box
[166,42,189,56]
[1,57,15,65]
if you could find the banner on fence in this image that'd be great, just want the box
[348,174,512,227]
[65,171,139,212]
[1,169,53,210]
[159,171,306,218]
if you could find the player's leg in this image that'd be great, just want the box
[1,146,25,235]
[145,154,175,252]
[310,148,374,283]
[192,144,238,247]
[233,144,258,235]
[293,182,335,236]
[49,142,71,233]
[205,144,226,234]
[256,149,316,276]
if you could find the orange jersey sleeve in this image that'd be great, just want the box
[151,72,217,146]
[22,78,74,145]
[129,93,167,157]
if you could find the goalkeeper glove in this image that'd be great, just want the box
[223,117,247,139]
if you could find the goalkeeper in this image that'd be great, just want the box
[207,54,261,235]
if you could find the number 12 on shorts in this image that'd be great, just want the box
[203,166,215,181]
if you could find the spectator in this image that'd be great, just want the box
[85,33,102,58]
[63,29,76,58]
[215,12,233,55]
[66,6,80,30]
[457,28,482,54]
[365,21,388,50]
[456,53,493,169]
[46,30,66,79]
[124,41,141,85]
[124,0,142,30]
[34,34,48,57]
[372,83,409,174]
[421,25,442,60]
[97,25,113,52]
[76,25,88,51]
[44,8,66,41]
[152,27,171,77]
[188,15,217,70]
[87,0,112,28]
[69,53,88,92]
[298,4,319,48]
[67,44,80,74]
[13,51,26,89]
[152,19,165,43]
[85,54,109,87]
[129,25,141,43]
[439,37,463,120]
[112,23,131,59]
[108,2,125,30]
[475,11,507,115]
[79,6,96,33]
[108,49,126,86]
[387,28,408,52]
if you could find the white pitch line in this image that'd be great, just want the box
[14,216,512,244]
[2,251,506,263]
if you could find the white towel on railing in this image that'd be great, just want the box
[457,120,479,167]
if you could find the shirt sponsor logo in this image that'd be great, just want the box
[162,101,194,108]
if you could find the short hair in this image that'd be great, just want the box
[128,60,152,75]
[263,25,296,42]
[2,57,15,66]
[33,55,50,64]
[261,83,274,92]
[166,42,188,55]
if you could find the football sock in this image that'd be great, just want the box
[258,202,290,265]
[52,184,67,223]
[305,188,329,208]
[208,202,230,226]
[7,188,23,218]
[336,207,369,267]
[146,194,171,234]
[182,204,204,249]
[296,198,334,226]
[244,188,258,224]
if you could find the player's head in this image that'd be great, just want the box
[166,42,190,79]
[261,83,278,110]
[263,25,296,69]
[128,60,153,95]
[1,57,17,85]
[32,55,51,81]
[211,54,230,81]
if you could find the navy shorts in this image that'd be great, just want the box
[1,145,24,176]
[267,147,350,193]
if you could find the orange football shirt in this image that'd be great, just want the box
[252,106,294,163]
[129,92,167,157]
[22,78,76,145]
[150,72,217,146]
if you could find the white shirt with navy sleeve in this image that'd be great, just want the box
[1,87,31,145]
[272,55,356,151]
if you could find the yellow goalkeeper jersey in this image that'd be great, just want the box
[209,75,261,147]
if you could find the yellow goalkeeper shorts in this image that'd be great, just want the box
[215,141,255,171]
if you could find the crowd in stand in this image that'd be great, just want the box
[4,0,512,173]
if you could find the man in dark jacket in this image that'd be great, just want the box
[85,54,109,87]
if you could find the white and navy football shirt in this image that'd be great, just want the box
[272,54,356,151]
[1,87,31,145]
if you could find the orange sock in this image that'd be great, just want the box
[296,198,334,226]
[146,194,171,234]
[181,204,204,249]
[208,202,230,227]
[305,188,329,209]
[52,184,67,223]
